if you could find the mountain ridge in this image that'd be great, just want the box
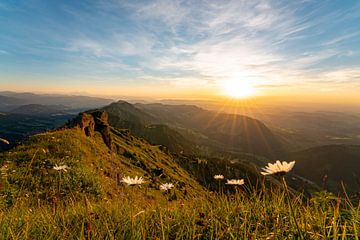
[134,102,287,159]
[0,110,206,205]
[291,144,360,194]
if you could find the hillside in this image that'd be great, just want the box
[0,111,358,239]
[94,101,288,158]
[0,111,206,206]
[101,101,290,158]
[135,103,287,159]
[95,102,317,195]
[291,144,360,194]
[3,100,356,198]
[101,101,199,154]
[0,109,316,201]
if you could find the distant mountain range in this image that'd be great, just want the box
[0,111,74,151]
[0,91,113,111]
[264,111,360,151]
[0,95,359,197]
[0,95,27,111]
[98,101,286,159]
[0,92,114,151]
[9,104,71,115]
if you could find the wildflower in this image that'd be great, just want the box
[160,183,174,191]
[261,160,295,176]
[262,160,302,238]
[53,164,70,172]
[213,174,224,180]
[226,179,245,185]
[0,138,10,145]
[121,176,145,186]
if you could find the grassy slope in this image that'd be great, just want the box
[0,114,359,239]
[0,126,205,207]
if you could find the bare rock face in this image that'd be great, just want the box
[80,113,96,137]
[67,112,95,137]
[92,111,113,149]
[68,111,113,150]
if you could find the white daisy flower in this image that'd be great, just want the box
[160,183,174,191]
[261,160,295,176]
[121,176,145,186]
[225,179,245,185]
[213,175,224,180]
[53,164,70,172]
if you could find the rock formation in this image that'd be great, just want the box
[68,111,113,150]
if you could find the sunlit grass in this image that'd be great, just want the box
[0,129,359,239]
[0,187,359,239]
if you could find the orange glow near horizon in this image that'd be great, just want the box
[1,79,360,105]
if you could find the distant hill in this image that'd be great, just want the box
[9,104,71,116]
[0,95,27,111]
[102,101,156,127]
[100,101,198,154]
[291,144,360,193]
[135,103,287,159]
[263,111,360,151]
[0,91,113,111]
[0,91,114,151]
[0,112,74,151]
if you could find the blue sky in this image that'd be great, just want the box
[0,0,360,99]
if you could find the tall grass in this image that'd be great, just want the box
[1,187,359,239]
[1,132,359,239]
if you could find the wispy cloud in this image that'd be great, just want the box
[323,32,360,46]
[1,0,360,95]
[103,0,360,91]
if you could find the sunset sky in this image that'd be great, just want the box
[0,0,360,101]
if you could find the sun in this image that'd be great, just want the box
[222,79,256,99]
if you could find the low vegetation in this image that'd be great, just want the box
[0,185,359,239]
[0,112,359,239]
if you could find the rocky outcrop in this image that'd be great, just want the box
[76,113,95,137]
[92,111,113,149]
[68,111,113,150]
